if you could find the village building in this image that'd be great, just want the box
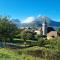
[34,18,58,39]
[47,31,57,39]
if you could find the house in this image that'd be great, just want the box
[35,19,58,39]
[47,31,57,39]
[34,28,42,35]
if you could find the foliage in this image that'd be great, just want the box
[0,48,21,60]
[0,37,60,60]
[20,30,37,47]
[0,16,18,42]
[57,27,60,32]
[0,16,60,60]
[37,38,46,47]
[0,48,46,60]
[21,30,36,40]
[44,37,60,49]
[20,43,60,60]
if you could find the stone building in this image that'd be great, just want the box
[35,18,58,39]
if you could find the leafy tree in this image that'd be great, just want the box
[21,30,36,40]
[0,16,18,45]
[37,38,46,47]
[21,30,36,47]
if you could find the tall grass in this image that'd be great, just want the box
[0,48,46,60]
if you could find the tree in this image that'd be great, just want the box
[21,30,36,47]
[21,30,36,40]
[0,16,18,46]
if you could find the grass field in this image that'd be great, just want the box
[0,37,60,60]
[0,47,46,60]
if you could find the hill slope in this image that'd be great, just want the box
[21,16,60,28]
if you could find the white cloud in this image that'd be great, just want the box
[21,17,35,23]
[21,14,42,23]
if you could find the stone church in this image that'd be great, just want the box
[35,17,57,39]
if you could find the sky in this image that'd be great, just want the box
[0,0,60,22]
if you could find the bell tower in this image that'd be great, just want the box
[42,18,47,36]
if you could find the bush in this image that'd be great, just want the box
[37,38,46,47]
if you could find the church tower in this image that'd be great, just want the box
[42,18,47,36]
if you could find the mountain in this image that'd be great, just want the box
[21,20,42,28]
[11,19,21,28]
[38,16,60,27]
[21,16,60,29]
